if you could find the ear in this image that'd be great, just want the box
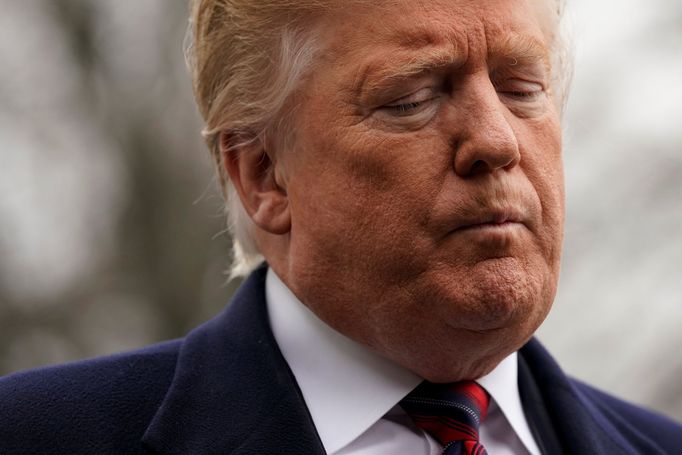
[220,132,291,235]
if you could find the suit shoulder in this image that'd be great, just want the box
[0,338,181,401]
[0,339,181,454]
[573,379,682,449]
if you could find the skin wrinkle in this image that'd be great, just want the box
[230,0,565,383]
[352,50,461,104]
[350,36,550,243]
[348,25,551,109]
[188,0,569,277]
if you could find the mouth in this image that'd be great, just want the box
[452,208,527,233]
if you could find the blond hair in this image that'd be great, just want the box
[186,0,572,278]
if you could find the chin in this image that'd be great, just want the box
[432,257,545,331]
[411,340,519,383]
[390,265,555,382]
[376,307,543,384]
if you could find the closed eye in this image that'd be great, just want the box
[499,89,543,101]
[379,87,439,118]
[494,78,545,102]
[385,100,427,115]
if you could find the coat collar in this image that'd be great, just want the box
[141,266,326,454]
[519,339,660,455]
[141,263,666,455]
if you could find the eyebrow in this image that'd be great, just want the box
[385,49,460,79]
[488,33,551,71]
[352,47,461,99]
[351,31,551,99]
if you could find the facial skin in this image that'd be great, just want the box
[227,0,565,382]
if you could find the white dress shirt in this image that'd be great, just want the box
[266,269,541,455]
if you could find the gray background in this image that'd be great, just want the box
[1,1,681,420]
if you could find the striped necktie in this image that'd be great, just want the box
[400,380,490,455]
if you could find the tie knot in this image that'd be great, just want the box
[400,380,490,454]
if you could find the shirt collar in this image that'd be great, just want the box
[266,268,536,454]
[266,268,422,453]
[477,353,541,455]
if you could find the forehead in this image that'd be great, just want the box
[316,0,553,73]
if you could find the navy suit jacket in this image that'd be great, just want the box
[1,266,681,454]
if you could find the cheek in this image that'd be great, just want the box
[289,130,448,273]
[519,117,565,259]
[306,126,444,213]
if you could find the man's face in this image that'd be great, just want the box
[275,0,564,381]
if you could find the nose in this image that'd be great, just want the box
[452,78,520,177]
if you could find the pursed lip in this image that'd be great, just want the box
[452,207,527,232]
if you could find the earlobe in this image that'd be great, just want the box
[220,132,291,235]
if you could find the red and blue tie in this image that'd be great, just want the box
[400,381,490,455]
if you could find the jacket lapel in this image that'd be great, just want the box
[144,266,666,454]
[141,266,326,454]
[519,338,660,455]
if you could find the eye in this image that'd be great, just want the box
[386,100,426,116]
[379,88,438,117]
[499,89,543,101]
[495,79,545,102]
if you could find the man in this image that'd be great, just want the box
[1,0,680,454]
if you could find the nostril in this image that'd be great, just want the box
[469,160,490,175]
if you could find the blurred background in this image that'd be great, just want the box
[0,0,680,421]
